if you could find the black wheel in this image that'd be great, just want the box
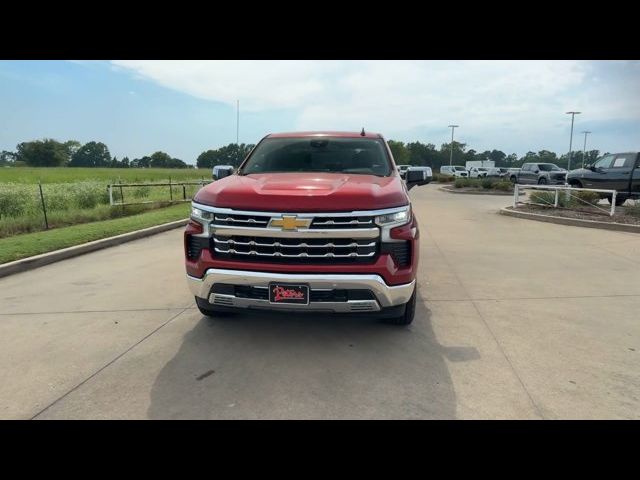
[538,177,548,185]
[607,195,627,206]
[510,176,517,184]
[569,181,582,189]
[387,287,416,326]
[195,297,234,317]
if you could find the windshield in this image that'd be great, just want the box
[239,137,392,176]
[538,164,561,171]
[454,166,466,171]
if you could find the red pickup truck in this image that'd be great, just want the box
[184,131,431,325]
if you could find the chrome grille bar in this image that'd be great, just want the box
[214,238,376,249]
[214,248,376,258]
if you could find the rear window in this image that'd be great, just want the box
[612,154,636,168]
[239,137,392,176]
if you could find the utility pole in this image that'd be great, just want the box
[566,111,581,171]
[581,131,591,168]
[448,125,459,166]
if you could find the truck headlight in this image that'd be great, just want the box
[375,206,411,227]
[191,206,214,221]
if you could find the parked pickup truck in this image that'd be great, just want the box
[566,152,640,205]
[185,131,432,325]
[509,163,567,185]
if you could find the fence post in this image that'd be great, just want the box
[38,182,49,230]
[119,184,125,213]
[513,184,519,208]
[611,191,616,217]
[554,189,559,207]
[169,177,173,202]
[183,184,186,200]
[109,184,113,206]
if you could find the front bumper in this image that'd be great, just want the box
[188,268,415,313]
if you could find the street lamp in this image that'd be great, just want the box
[581,131,591,168]
[566,111,581,172]
[448,125,459,166]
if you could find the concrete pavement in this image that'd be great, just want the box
[1,185,638,419]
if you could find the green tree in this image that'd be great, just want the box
[406,142,438,167]
[64,140,82,158]
[0,150,16,166]
[69,141,112,167]
[196,143,255,168]
[149,151,173,168]
[388,140,410,165]
[16,139,70,166]
[439,141,466,166]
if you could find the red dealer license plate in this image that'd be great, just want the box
[268,283,309,305]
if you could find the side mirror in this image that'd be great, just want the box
[213,165,234,180]
[405,167,432,191]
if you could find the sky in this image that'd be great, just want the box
[1,60,639,165]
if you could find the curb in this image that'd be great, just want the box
[0,218,189,279]
[499,207,640,234]
[440,186,520,196]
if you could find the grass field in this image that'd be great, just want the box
[0,167,212,237]
[0,203,190,264]
[0,167,212,184]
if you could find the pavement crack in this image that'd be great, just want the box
[29,306,190,420]
[425,229,545,420]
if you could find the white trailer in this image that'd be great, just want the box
[465,160,495,169]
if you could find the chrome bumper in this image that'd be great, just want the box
[187,269,415,313]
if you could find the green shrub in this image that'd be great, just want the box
[492,181,512,191]
[133,186,151,198]
[481,177,494,189]
[624,202,640,218]
[0,185,33,217]
[529,191,557,206]
[435,173,454,183]
[571,190,601,207]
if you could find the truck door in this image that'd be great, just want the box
[631,154,640,195]
[584,154,615,189]
[600,153,636,192]
[519,164,532,184]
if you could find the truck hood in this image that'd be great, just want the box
[194,173,408,212]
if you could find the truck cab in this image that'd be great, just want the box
[567,152,640,205]
[185,131,431,325]
[511,163,567,185]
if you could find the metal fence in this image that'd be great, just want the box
[108,180,212,207]
[513,184,619,216]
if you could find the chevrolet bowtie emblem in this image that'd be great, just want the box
[270,216,312,230]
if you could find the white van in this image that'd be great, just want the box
[439,165,468,177]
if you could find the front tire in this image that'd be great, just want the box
[607,195,627,206]
[387,288,416,326]
[538,177,548,185]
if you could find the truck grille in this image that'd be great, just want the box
[211,213,375,229]
[213,213,270,228]
[213,234,377,263]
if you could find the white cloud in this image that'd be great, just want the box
[111,60,640,154]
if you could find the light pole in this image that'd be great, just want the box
[448,125,459,166]
[581,131,591,168]
[566,111,581,171]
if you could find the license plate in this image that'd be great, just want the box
[268,283,309,305]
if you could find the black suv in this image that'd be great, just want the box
[566,152,640,205]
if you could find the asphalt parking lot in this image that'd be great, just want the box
[1,185,639,419]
